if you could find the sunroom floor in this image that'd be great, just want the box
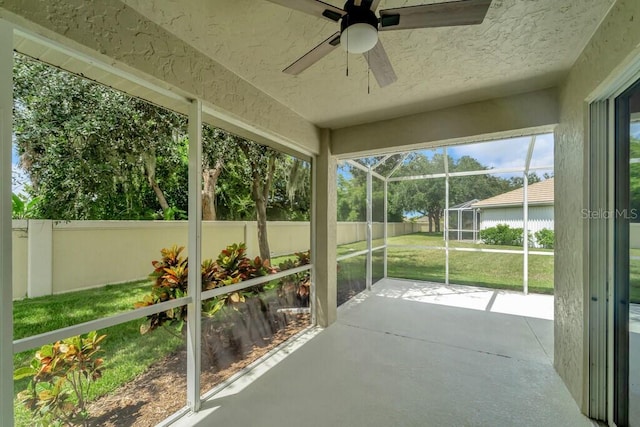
[172,279,596,427]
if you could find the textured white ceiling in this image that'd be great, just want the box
[121,0,613,129]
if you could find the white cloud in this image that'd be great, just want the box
[446,133,554,175]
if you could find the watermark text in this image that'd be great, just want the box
[581,208,638,220]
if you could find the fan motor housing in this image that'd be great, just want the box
[341,1,378,32]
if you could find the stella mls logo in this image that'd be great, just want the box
[581,209,638,219]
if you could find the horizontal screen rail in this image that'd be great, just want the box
[14,296,192,354]
[336,245,388,262]
[337,249,370,261]
[449,247,554,255]
[201,265,312,301]
[387,244,554,256]
[387,244,445,250]
[388,165,554,182]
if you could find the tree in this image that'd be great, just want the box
[391,153,445,231]
[449,155,512,205]
[237,139,280,262]
[506,172,543,189]
[12,52,312,260]
[13,54,188,220]
[389,153,517,232]
[336,160,403,223]
[201,126,239,220]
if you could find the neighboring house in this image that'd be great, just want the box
[472,178,554,245]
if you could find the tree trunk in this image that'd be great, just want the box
[251,155,276,263]
[150,180,170,212]
[433,211,441,233]
[202,160,223,220]
[142,153,170,212]
[428,215,433,233]
[238,142,277,263]
[254,191,270,262]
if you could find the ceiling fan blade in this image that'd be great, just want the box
[265,0,345,22]
[379,0,492,31]
[367,0,383,11]
[283,32,341,75]
[365,41,397,88]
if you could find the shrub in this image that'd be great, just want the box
[135,245,189,334]
[534,228,554,249]
[202,243,276,317]
[277,250,311,306]
[136,243,310,367]
[135,243,275,333]
[480,224,528,246]
[14,331,106,426]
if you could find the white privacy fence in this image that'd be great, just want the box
[11,220,418,299]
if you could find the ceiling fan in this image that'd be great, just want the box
[266,0,492,87]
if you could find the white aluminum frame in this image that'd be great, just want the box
[444,147,450,285]
[187,99,203,411]
[310,156,318,326]
[366,166,373,290]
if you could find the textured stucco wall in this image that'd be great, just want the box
[315,130,337,327]
[0,0,320,155]
[331,88,558,157]
[555,0,640,411]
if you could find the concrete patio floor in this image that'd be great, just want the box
[174,279,597,427]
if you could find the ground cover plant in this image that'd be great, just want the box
[14,332,106,427]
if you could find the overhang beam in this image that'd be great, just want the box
[331,88,558,157]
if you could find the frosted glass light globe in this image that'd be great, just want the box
[340,23,378,54]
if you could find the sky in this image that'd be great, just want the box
[342,132,555,181]
[447,133,554,172]
[11,145,29,196]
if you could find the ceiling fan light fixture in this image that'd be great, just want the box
[340,22,378,53]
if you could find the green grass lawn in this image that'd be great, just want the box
[338,232,555,294]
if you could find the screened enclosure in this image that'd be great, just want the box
[336,134,555,298]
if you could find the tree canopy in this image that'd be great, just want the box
[12,53,310,229]
[338,153,550,231]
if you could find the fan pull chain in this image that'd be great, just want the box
[346,21,349,77]
[367,51,370,94]
[346,50,349,77]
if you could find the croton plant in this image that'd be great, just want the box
[135,243,279,334]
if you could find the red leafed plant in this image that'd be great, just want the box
[135,243,276,333]
[13,331,106,427]
[277,250,311,307]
